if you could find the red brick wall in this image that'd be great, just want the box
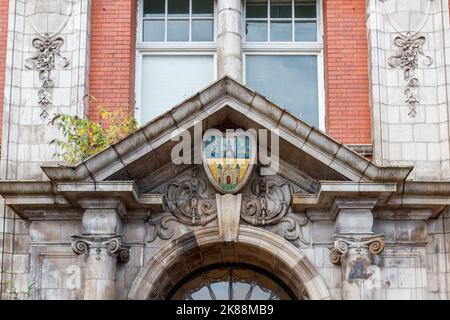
[323,0,371,145]
[0,0,9,139]
[89,0,136,122]
[87,0,372,145]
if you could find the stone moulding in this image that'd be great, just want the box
[25,33,69,119]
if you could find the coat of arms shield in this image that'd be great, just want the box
[202,131,256,194]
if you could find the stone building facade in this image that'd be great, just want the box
[0,0,449,300]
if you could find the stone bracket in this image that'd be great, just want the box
[216,193,242,242]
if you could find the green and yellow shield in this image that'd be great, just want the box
[202,131,255,194]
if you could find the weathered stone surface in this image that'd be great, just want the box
[2,1,450,302]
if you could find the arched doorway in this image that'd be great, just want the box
[128,226,330,300]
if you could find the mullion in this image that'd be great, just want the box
[292,0,294,42]
[269,0,295,42]
[165,0,168,41]
[268,0,271,42]
[189,0,192,42]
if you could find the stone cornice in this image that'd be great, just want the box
[293,182,397,213]
[0,180,164,218]
[294,181,450,220]
[1,179,450,220]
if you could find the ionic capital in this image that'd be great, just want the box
[330,234,384,265]
[71,234,130,263]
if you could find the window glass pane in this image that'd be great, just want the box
[144,0,165,17]
[167,19,189,41]
[270,21,292,41]
[143,20,165,41]
[141,56,214,123]
[192,0,214,16]
[295,21,317,41]
[246,55,319,126]
[246,21,268,41]
[295,3,316,18]
[192,19,214,41]
[168,0,189,15]
[210,282,229,300]
[270,0,292,18]
[246,0,268,18]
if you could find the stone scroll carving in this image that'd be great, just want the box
[330,234,385,265]
[164,167,217,225]
[72,235,130,263]
[148,167,217,242]
[388,33,432,116]
[241,178,310,245]
[148,169,311,245]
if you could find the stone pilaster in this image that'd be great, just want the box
[330,234,385,300]
[330,198,385,300]
[1,0,92,180]
[71,198,129,300]
[366,0,450,180]
[217,0,242,82]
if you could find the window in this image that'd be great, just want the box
[137,0,217,124]
[246,55,319,126]
[245,0,318,42]
[243,0,324,129]
[168,264,296,300]
[143,0,215,42]
[140,55,214,123]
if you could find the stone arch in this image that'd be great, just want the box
[128,226,331,300]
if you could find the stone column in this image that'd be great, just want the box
[329,199,385,300]
[71,199,129,300]
[217,0,243,81]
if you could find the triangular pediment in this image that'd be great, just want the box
[41,77,412,190]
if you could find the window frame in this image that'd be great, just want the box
[136,0,218,125]
[138,0,218,45]
[135,51,217,125]
[244,0,320,43]
[243,0,325,130]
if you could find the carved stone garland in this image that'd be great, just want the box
[25,33,69,119]
[388,32,432,117]
[148,167,217,242]
[380,0,434,117]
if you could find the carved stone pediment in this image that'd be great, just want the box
[40,77,411,186]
